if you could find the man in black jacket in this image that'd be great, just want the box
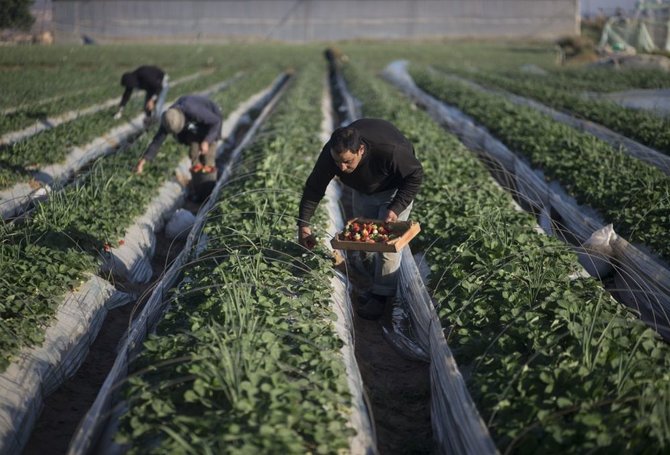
[114,65,169,124]
[135,95,222,175]
[298,118,423,319]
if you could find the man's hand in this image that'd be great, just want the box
[135,158,146,175]
[113,110,123,120]
[384,209,398,223]
[146,98,155,113]
[199,141,209,155]
[298,226,317,250]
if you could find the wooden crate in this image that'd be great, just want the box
[330,218,421,252]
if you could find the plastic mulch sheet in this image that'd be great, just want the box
[0,75,241,221]
[331,61,497,454]
[67,73,294,454]
[0,275,133,455]
[447,72,670,177]
[101,75,282,284]
[383,60,670,341]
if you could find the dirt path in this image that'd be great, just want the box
[337,187,433,454]
[353,304,433,454]
[22,228,188,455]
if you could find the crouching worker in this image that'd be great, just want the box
[136,95,222,199]
[297,118,423,320]
[114,65,169,125]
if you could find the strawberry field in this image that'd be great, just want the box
[1,42,670,454]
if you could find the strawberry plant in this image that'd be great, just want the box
[433,65,670,157]
[0,65,280,372]
[116,59,355,453]
[410,65,670,263]
[0,69,244,191]
[343,58,670,453]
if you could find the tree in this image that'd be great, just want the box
[0,0,35,31]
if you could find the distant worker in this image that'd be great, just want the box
[297,118,423,320]
[135,95,222,176]
[114,65,169,125]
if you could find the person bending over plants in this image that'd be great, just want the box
[298,118,423,320]
[114,65,169,125]
[135,94,222,176]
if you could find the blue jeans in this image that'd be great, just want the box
[352,188,413,296]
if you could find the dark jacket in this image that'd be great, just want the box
[298,118,423,227]
[142,95,222,161]
[119,65,165,109]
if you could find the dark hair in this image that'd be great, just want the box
[330,126,363,155]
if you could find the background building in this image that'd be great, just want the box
[51,0,580,43]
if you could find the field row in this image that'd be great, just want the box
[2,44,670,454]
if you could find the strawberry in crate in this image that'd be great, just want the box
[190,163,216,173]
[340,220,397,243]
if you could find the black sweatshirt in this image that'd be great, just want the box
[119,65,165,109]
[298,118,423,227]
[142,95,222,161]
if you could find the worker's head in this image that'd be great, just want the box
[330,126,365,174]
[120,72,139,88]
[162,108,185,135]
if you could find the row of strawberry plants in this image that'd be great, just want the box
[0,66,280,372]
[0,44,317,127]
[114,60,354,454]
[1,84,124,137]
[0,45,240,134]
[409,65,670,263]
[498,66,670,93]
[343,59,670,452]
[0,69,238,191]
[433,65,670,156]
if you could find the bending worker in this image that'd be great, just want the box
[114,65,169,124]
[298,118,423,320]
[135,94,222,175]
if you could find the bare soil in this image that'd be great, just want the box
[352,295,433,454]
[339,188,433,454]
[22,222,190,455]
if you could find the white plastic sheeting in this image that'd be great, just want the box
[595,88,670,118]
[320,79,377,454]
[101,74,287,284]
[330,59,496,454]
[382,60,670,341]
[0,73,239,221]
[397,247,498,455]
[164,208,196,240]
[0,98,124,147]
[0,115,145,220]
[0,70,205,147]
[0,275,133,455]
[66,73,291,455]
[436,71,670,176]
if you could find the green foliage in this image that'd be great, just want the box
[410,65,670,263]
[117,59,353,453]
[0,65,279,372]
[0,69,238,190]
[434,65,670,156]
[343,58,670,452]
[0,0,34,30]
